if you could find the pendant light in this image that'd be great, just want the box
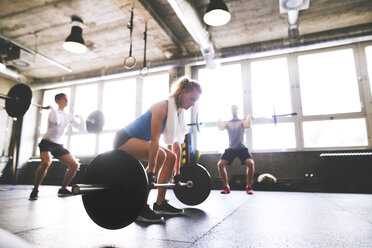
[203,0,231,27]
[63,15,87,54]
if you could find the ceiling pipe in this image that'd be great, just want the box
[167,0,217,69]
[287,10,299,39]
[279,0,310,39]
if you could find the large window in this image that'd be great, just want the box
[36,71,170,157]
[73,84,98,123]
[197,63,243,152]
[99,78,137,153]
[251,57,292,118]
[194,45,370,152]
[198,64,243,122]
[69,133,96,156]
[35,44,372,156]
[303,119,368,148]
[197,127,228,153]
[252,123,296,150]
[142,73,170,113]
[298,48,367,148]
[102,78,137,130]
[250,57,296,151]
[68,84,99,155]
[98,132,116,153]
[298,49,361,116]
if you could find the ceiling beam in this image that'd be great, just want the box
[137,0,189,56]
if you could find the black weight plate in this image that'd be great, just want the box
[82,150,148,229]
[174,164,211,206]
[86,110,105,133]
[5,84,32,118]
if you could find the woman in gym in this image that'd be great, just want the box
[113,76,202,223]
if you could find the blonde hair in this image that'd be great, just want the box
[171,76,202,108]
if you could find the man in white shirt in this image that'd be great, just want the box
[29,93,86,200]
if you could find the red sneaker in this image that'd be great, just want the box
[246,186,254,195]
[220,186,231,194]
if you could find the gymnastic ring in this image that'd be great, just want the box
[123,56,136,69]
[140,66,148,78]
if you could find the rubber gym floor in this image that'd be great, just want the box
[0,185,371,248]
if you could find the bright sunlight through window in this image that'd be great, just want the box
[298,49,361,116]
[303,118,368,148]
[102,79,136,130]
[197,64,243,152]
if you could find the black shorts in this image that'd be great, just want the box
[113,129,132,149]
[38,139,70,158]
[220,147,253,165]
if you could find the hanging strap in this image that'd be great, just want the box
[128,7,134,57]
[143,22,147,68]
[123,2,136,69]
[140,21,149,77]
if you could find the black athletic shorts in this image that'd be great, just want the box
[220,147,253,165]
[113,129,132,149]
[38,139,70,158]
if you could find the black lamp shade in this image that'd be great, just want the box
[203,0,231,26]
[206,0,229,12]
[63,16,87,54]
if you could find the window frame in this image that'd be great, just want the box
[191,42,372,154]
[34,71,170,157]
[34,41,372,157]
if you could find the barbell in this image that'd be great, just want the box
[187,112,298,132]
[72,149,211,230]
[0,83,105,133]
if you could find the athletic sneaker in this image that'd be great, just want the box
[153,200,184,215]
[246,186,254,195]
[137,205,164,223]
[57,188,74,197]
[220,186,231,194]
[29,189,38,200]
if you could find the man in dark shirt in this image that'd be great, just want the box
[217,105,255,194]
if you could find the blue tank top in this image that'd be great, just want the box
[124,102,167,141]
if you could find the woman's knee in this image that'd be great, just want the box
[166,150,177,165]
[157,148,166,164]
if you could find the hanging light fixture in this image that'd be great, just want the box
[63,15,87,54]
[203,0,231,27]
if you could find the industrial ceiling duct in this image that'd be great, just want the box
[279,0,310,39]
[167,0,217,69]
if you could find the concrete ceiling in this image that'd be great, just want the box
[0,0,371,84]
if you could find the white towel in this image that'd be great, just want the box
[163,96,188,145]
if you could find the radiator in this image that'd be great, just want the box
[320,152,372,180]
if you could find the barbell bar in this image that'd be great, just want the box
[72,180,194,195]
[72,184,109,194]
[1,92,97,123]
[76,149,211,229]
[0,83,105,133]
[187,112,298,132]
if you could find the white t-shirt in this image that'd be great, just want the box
[43,109,86,144]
